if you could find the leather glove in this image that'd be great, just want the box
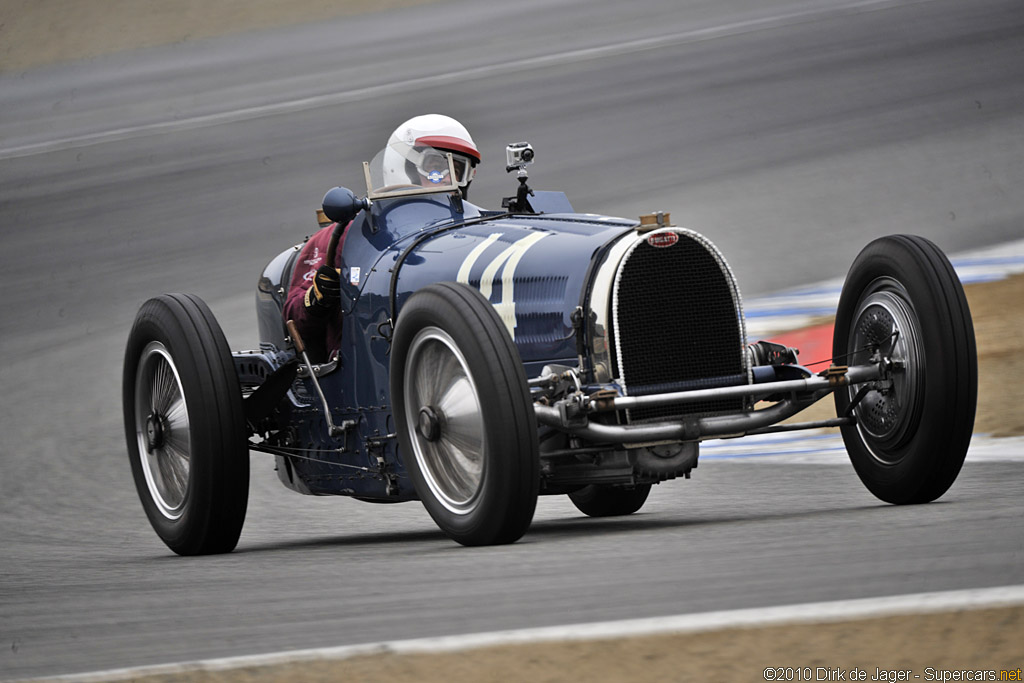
[304,265,341,316]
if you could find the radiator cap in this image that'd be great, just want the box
[637,211,672,232]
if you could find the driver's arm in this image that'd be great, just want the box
[283,222,349,337]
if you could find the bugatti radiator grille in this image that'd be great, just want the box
[612,229,748,422]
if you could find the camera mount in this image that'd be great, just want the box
[502,142,536,213]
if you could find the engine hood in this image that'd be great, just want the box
[331,191,636,365]
[392,211,637,364]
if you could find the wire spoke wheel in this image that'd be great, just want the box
[833,235,976,504]
[845,279,924,463]
[135,342,192,518]
[123,294,249,555]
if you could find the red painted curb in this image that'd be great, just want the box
[770,322,834,368]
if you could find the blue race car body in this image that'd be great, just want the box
[243,180,750,502]
[124,142,976,554]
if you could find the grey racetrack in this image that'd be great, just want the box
[2,0,1023,678]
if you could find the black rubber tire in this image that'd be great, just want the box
[123,294,249,555]
[390,282,539,546]
[833,235,976,504]
[569,484,652,517]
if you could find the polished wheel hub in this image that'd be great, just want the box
[417,406,441,442]
[404,327,485,515]
[145,412,167,451]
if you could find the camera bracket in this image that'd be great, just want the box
[502,142,536,213]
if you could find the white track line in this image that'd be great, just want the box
[21,585,1024,683]
[0,0,918,161]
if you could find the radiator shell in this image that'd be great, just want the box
[609,229,750,422]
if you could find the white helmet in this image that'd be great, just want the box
[382,114,481,190]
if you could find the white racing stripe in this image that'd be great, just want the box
[1,0,918,161]
[22,585,1024,682]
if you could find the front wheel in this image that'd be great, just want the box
[833,235,976,504]
[123,294,249,555]
[390,282,539,546]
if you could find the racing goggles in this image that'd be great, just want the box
[417,150,475,186]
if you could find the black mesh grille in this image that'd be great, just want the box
[614,233,746,422]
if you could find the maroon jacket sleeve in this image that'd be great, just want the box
[283,221,350,357]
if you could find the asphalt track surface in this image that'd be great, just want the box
[2,0,1023,678]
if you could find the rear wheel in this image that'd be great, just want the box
[123,294,249,554]
[833,235,976,504]
[569,484,652,517]
[391,283,539,546]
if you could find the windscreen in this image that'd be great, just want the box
[364,143,465,199]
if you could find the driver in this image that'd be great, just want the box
[381,116,480,192]
[283,114,481,360]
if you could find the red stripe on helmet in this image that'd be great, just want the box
[415,135,481,163]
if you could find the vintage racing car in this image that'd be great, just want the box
[123,142,977,555]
